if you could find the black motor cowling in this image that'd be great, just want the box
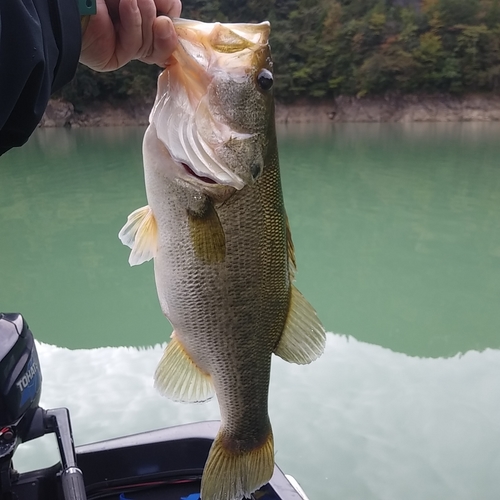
[0,314,87,499]
[0,313,42,436]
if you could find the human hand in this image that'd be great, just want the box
[80,0,182,71]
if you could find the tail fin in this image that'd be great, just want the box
[201,429,274,500]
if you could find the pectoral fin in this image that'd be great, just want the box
[274,285,326,364]
[118,206,158,266]
[188,201,226,263]
[154,332,215,403]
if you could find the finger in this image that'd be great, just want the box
[102,0,120,22]
[140,15,178,66]
[80,0,116,70]
[155,0,182,18]
[115,0,143,67]
[136,0,157,59]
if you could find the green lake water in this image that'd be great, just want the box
[1,123,499,499]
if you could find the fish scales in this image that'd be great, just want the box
[119,18,325,500]
[148,144,288,440]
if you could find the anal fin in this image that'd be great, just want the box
[154,332,214,403]
[274,285,326,365]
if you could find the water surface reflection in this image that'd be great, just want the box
[16,335,500,500]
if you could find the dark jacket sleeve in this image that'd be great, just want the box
[0,0,81,156]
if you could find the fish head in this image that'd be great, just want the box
[149,19,275,195]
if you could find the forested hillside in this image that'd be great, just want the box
[59,0,500,105]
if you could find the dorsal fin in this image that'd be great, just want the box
[274,285,326,364]
[286,216,297,280]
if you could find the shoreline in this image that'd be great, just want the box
[41,93,500,128]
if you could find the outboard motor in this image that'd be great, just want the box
[0,313,42,464]
[0,313,87,500]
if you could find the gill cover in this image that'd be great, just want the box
[150,19,271,189]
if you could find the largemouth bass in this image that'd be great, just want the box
[119,18,325,500]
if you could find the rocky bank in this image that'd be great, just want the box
[41,93,500,128]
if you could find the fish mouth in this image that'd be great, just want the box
[182,162,218,185]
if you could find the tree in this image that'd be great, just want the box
[56,0,500,104]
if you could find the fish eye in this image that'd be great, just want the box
[257,69,273,91]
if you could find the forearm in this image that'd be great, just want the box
[0,0,81,156]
